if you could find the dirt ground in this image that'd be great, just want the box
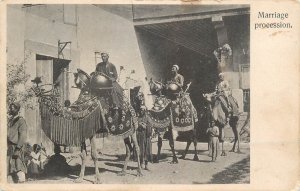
[25,137,250,184]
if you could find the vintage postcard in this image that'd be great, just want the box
[0,1,299,191]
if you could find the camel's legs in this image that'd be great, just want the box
[179,141,191,159]
[193,130,199,161]
[230,126,241,153]
[229,117,241,153]
[118,138,131,176]
[169,128,178,164]
[74,141,87,183]
[155,134,162,163]
[220,142,227,156]
[124,137,134,160]
[90,136,101,184]
[219,125,226,156]
[131,132,143,176]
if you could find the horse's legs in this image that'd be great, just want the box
[155,134,162,163]
[169,128,178,164]
[91,136,101,184]
[131,132,143,176]
[118,138,131,176]
[74,141,87,183]
[179,141,191,159]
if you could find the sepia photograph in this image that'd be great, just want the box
[5,4,251,184]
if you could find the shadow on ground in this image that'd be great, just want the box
[193,155,250,184]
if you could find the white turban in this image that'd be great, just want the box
[172,65,179,71]
[101,52,109,56]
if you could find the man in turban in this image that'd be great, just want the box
[7,102,28,183]
[96,52,118,81]
[95,52,124,110]
[169,65,184,88]
[215,73,230,97]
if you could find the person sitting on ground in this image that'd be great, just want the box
[43,144,71,177]
[27,144,43,180]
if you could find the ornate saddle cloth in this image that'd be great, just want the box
[170,95,198,132]
[98,94,136,138]
[39,93,135,146]
[146,96,171,132]
[39,94,103,146]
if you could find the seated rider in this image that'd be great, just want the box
[215,72,230,98]
[169,64,184,90]
[166,65,184,99]
[94,52,124,110]
[215,73,232,125]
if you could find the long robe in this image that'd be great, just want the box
[7,116,28,174]
[136,115,152,162]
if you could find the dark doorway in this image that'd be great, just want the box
[134,19,220,141]
[36,54,71,103]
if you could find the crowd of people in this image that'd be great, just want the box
[7,52,240,183]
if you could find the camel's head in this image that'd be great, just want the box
[203,92,216,103]
[73,69,91,91]
[148,78,164,96]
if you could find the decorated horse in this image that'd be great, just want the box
[32,69,143,184]
[203,91,241,156]
[142,78,199,163]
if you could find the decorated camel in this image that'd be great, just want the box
[203,91,241,156]
[32,69,143,184]
[134,78,200,163]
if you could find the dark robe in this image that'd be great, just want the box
[7,116,28,174]
[96,62,118,81]
[136,114,152,162]
[95,62,124,109]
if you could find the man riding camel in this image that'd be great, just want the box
[95,52,124,110]
[215,72,230,97]
[169,64,184,89]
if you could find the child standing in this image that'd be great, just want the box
[136,105,152,170]
[207,121,220,162]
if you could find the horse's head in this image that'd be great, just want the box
[74,69,91,91]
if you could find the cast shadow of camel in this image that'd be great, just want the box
[193,155,250,184]
[97,154,126,162]
[65,164,124,183]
